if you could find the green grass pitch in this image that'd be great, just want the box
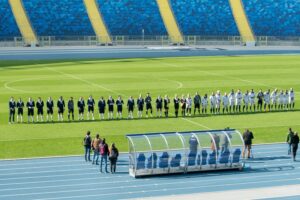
[0,55,299,159]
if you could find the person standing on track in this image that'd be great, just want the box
[116,95,124,119]
[98,96,106,120]
[83,131,92,162]
[174,94,180,118]
[99,138,109,173]
[291,132,299,161]
[109,143,119,174]
[57,96,65,121]
[67,97,75,121]
[9,97,16,124]
[46,97,54,122]
[193,92,201,115]
[92,134,101,165]
[16,97,24,123]
[87,95,95,120]
[77,97,85,120]
[26,97,35,123]
[36,97,44,122]
[242,129,254,159]
[287,128,294,155]
[145,93,153,118]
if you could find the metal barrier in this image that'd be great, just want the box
[0,35,299,47]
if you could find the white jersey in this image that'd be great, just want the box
[186,98,192,108]
[279,92,285,104]
[235,92,243,105]
[243,93,249,105]
[229,92,235,106]
[283,93,289,104]
[249,92,255,104]
[210,95,216,106]
[202,97,208,107]
[289,91,295,103]
[264,92,270,104]
[216,94,221,107]
[271,91,278,104]
[222,96,229,106]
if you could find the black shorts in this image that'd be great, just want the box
[99,108,105,114]
[181,106,186,110]
[138,106,143,111]
[128,107,134,112]
[195,103,200,109]
[47,108,53,114]
[10,109,15,115]
[28,109,34,116]
[258,100,263,105]
[18,109,23,115]
[156,106,162,110]
[79,108,84,114]
[58,108,64,114]
[146,104,152,110]
[174,105,179,110]
[88,106,94,112]
[108,106,114,112]
[117,107,122,112]
[164,106,169,110]
[37,109,43,115]
[68,108,74,114]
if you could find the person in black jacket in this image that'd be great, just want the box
[116,96,124,119]
[16,98,24,123]
[68,97,74,121]
[291,132,299,161]
[9,97,16,124]
[242,129,254,159]
[163,95,170,118]
[137,94,144,118]
[83,131,92,162]
[287,128,294,155]
[36,97,44,122]
[77,97,85,121]
[107,96,114,120]
[98,97,106,120]
[156,95,163,118]
[57,96,65,121]
[174,95,180,118]
[109,143,119,174]
[145,93,153,118]
[87,95,95,120]
[127,96,134,119]
[257,89,264,112]
[46,97,54,122]
[26,97,35,123]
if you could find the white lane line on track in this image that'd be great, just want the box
[1,169,300,192]
[2,177,299,199]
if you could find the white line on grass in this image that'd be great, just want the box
[3,78,45,93]
[181,118,210,129]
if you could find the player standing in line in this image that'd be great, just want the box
[87,95,95,120]
[46,97,54,122]
[289,88,295,110]
[243,90,249,112]
[180,95,186,117]
[145,93,153,118]
[210,92,216,114]
[77,97,85,120]
[107,96,115,120]
[26,97,35,123]
[174,94,180,118]
[201,94,208,114]
[222,92,229,114]
[257,89,264,112]
[164,95,170,118]
[67,97,75,121]
[249,89,256,112]
[186,94,192,117]
[16,98,24,123]
[98,97,106,120]
[156,95,163,118]
[9,97,16,124]
[57,96,65,121]
[283,90,289,110]
[271,89,278,111]
[215,91,221,114]
[116,95,124,119]
[278,90,284,110]
[235,89,243,113]
[127,96,135,119]
[36,97,44,122]
[137,94,144,118]
[193,92,201,115]
[229,89,235,113]
[263,89,271,111]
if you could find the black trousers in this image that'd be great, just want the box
[292,144,298,160]
[109,157,117,173]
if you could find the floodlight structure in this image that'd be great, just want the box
[126,129,244,178]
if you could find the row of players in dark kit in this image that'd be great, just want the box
[8,88,295,123]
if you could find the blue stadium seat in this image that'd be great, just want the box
[170,154,181,167]
[0,0,21,38]
[159,152,169,168]
[136,153,146,170]
[232,148,241,163]
[147,153,157,169]
[197,150,208,166]
[219,149,230,164]
[188,152,197,166]
[208,151,217,165]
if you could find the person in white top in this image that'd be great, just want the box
[210,92,216,114]
[264,89,271,111]
[249,89,256,112]
[278,90,285,110]
[201,94,208,114]
[289,88,295,109]
[222,92,229,113]
[271,89,278,110]
[235,89,243,112]
[215,91,221,114]
[186,94,192,116]
[243,90,249,112]
[229,89,235,113]
[283,90,289,110]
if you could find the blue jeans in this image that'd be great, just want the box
[288,143,292,155]
[100,155,108,172]
[93,150,99,164]
[84,146,91,161]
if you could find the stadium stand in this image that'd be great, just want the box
[0,0,21,38]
